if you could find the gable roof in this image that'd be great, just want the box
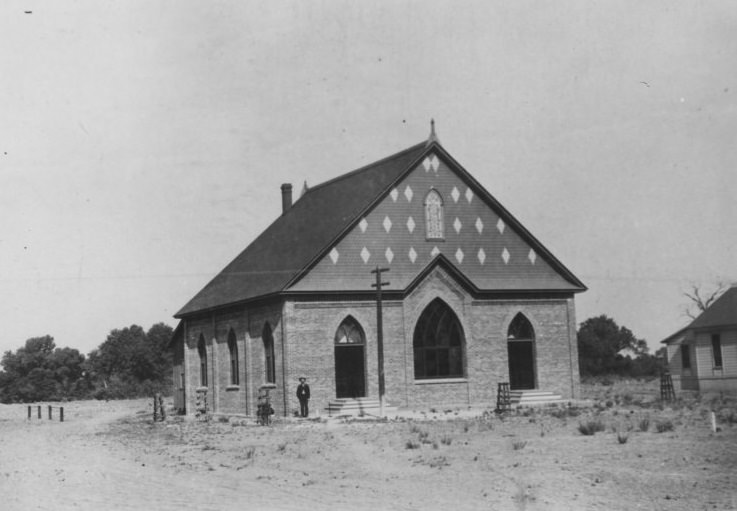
[176,137,586,318]
[176,141,428,317]
[687,285,737,331]
[662,286,737,344]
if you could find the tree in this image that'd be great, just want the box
[682,281,727,319]
[0,336,87,403]
[577,315,653,377]
[86,323,173,398]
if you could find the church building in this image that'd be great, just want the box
[169,125,586,416]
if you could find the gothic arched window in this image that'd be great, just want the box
[425,189,444,240]
[263,323,275,384]
[507,314,534,341]
[413,299,464,379]
[197,335,208,387]
[228,329,239,386]
[334,316,365,345]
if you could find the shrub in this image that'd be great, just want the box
[617,433,629,444]
[578,420,606,436]
[655,420,674,433]
[440,435,453,446]
[512,440,527,450]
[638,417,650,432]
[405,440,420,449]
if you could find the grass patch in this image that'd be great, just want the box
[655,420,674,433]
[577,420,606,436]
[638,417,650,432]
[617,432,629,444]
[512,440,527,451]
[405,440,420,450]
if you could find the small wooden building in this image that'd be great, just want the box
[662,285,737,393]
[169,126,586,416]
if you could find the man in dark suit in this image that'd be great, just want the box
[296,377,310,418]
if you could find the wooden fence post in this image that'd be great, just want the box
[60,407,64,422]
[37,405,41,419]
[28,406,31,420]
[48,405,52,420]
[158,394,165,421]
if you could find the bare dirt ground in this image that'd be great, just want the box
[1,381,736,511]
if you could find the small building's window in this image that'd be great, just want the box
[263,323,276,384]
[507,314,534,341]
[228,329,239,385]
[711,334,723,368]
[197,335,208,387]
[424,189,444,240]
[681,344,691,370]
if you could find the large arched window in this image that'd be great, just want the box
[197,334,208,387]
[413,299,464,379]
[263,323,275,384]
[424,189,444,240]
[228,329,239,386]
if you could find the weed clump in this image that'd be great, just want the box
[578,420,605,436]
[638,417,650,432]
[512,440,528,450]
[405,440,420,449]
[617,433,629,444]
[655,420,674,433]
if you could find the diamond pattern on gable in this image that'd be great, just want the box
[451,186,460,203]
[422,157,431,172]
[502,247,510,264]
[496,218,505,234]
[455,248,464,264]
[465,188,474,203]
[390,188,399,202]
[408,247,417,263]
[431,246,440,257]
[453,217,462,234]
[431,155,440,172]
[383,216,392,233]
[329,247,339,264]
[385,247,394,264]
[475,217,484,234]
[406,216,415,233]
[404,185,414,202]
[359,218,368,233]
[528,249,537,265]
[477,248,486,265]
[361,247,371,264]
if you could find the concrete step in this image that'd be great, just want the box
[326,398,397,417]
[509,390,564,406]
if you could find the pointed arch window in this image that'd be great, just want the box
[228,329,239,386]
[263,323,276,384]
[425,189,444,240]
[335,316,365,345]
[197,335,208,387]
[413,299,464,379]
[507,314,534,341]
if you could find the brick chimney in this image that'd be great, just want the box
[281,183,293,214]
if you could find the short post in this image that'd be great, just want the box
[27,405,31,420]
[153,394,159,422]
[60,407,64,422]
[48,405,52,420]
[711,411,717,433]
[37,405,41,419]
[158,394,166,421]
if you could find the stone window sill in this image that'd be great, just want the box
[414,378,467,385]
[226,385,241,391]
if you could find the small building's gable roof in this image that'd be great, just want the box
[176,136,586,318]
[687,285,737,331]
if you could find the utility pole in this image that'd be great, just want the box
[371,266,390,417]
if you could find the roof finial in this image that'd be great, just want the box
[427,118,440,146]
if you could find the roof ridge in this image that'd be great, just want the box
[304,140,427,195]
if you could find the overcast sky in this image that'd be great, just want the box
[1,1,735,357]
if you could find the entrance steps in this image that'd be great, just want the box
[509,390,564,406]
[326,397,398,417]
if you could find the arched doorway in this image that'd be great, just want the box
[507,313,536,390]
[334,317,366,398]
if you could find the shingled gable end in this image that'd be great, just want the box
[169,127,586,417]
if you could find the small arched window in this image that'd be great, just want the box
[413,299,464,379]
[263,323,275,384]
[424,189,444,240]
[507,314,534,341]
[197,334,208,387]
[228,329,239,386]
[334,316,365,345]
